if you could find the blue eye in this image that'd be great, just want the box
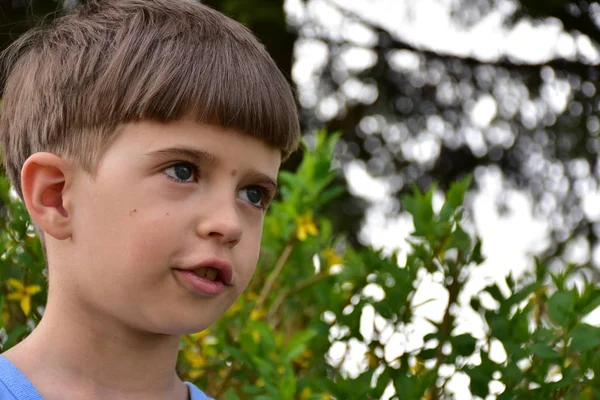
[164,162,197,183]
[239,186,265,208]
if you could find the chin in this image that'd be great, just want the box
[139,314,217,336]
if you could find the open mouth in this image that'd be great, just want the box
[173,258,233,296]
[193,267,220,282]
[174,268,228,296]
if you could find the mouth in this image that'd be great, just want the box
[192,267,222,282]
[172,258,233,296]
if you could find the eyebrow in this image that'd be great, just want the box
[246,169,279,194]
[146,146,278,192]
[146,146,216,165]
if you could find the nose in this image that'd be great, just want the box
[195,196,243,247]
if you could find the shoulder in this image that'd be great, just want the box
[184,381,215,400]
[0,354,43,400]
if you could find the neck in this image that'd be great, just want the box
[3,291,186,399]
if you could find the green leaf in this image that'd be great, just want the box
[509,307,532,343]
[466,366,490,398]
[486,312,509,341]
[445,175,472,210]
[278,369,297,400]
[418,347,437,360]
[502,362,522,386]
[3,325,28,350]
[503,341,528,360]
[393,375,415,400]
[485,284,505,303]
[529,343,561,359]
[580,290,600,316]
[281,329,318,363]
[318,185,345,205]
[449,224,471,253]
[224,389,242,400]
[470,298,481,312]
[452,333,477,357]
[532,327,555,344]
[403,187,434,237]
[547,290,576,327]
[569,323,600,352]
[505,282,543,308]
[468,239,485,265]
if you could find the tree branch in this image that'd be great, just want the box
[317,0,600,78]
[256,238,296,310]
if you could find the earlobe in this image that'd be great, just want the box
[21,152,73,240]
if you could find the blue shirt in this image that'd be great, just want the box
[0,355,213,400]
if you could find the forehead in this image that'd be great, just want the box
[103,120,282,171]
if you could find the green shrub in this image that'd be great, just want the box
[1,131,598,399]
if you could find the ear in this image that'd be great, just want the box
[21,152,73,240]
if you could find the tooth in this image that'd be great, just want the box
[194,268,207,278]
[205,268,218,281]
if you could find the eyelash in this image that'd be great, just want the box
[249,186,275,210]
[163,161,199,183]
[163,161,275,210]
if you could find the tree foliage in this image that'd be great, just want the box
[2,133,600,399]
[289,0,600,266]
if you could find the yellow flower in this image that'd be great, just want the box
[582,385,595,400]
[189,329,210,342]
[277,365,285,375]
[323,248,343,270]
[183,349,206,368]
[295,211,319,241]
[366,351,378,368]
[322,393,333,400]
[225,300,241,316]
[293,348,313,369]
[7,279,42,316]
[410,359,425,375]
[252,330,261,343]
[299,387,312,399]
[256,378,265,388]
[188,369,203,380]
[250,308,266,321]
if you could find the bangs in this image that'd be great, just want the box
[89,17,299,158]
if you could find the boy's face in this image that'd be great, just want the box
[60,120,281,334]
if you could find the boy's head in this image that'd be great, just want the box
[0,0,299,200]
[0,0,300,333]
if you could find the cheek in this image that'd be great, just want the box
[124,213,181,270]
[236,225,264,282]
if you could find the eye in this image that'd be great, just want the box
[164,162,198,183]
[239,186,268,209]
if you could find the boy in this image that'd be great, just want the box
[0,0,300,399]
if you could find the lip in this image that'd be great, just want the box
[174,257,233,285]
[173,269,227,297]
[192,257,233,285]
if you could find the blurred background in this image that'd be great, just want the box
[1,0,600,397]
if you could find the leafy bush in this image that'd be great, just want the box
[1,132,599,399]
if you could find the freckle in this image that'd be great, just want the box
[129,209,137,217]
[166,212,170,216]
[231,169,237,177]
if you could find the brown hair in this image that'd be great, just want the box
[0,0,300,201]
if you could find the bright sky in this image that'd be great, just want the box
[285,0,600,398]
